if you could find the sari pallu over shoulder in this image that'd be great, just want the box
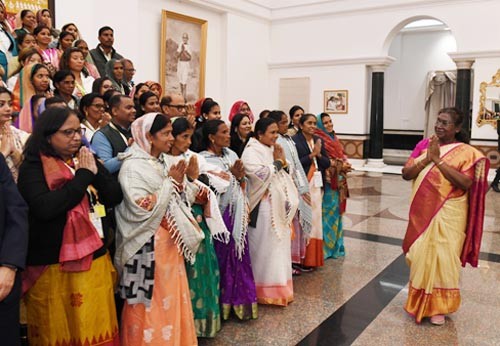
[241,138,299,235]
[403,142,489,267]
[201,148,250,260]
[115,145,204,275]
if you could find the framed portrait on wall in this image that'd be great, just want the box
[160,10,207,103]
[324,90,348,114]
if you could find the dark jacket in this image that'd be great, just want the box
[17,154,123,266]
[0,154,28,270]
[292,131,331,186]
[89,45,124,78]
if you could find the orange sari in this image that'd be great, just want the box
[403,142,489,323]
[121,220,197,345]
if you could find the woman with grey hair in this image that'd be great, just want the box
[104,58,125,94]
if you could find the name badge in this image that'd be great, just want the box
[89,212,104,238]
[94,203,106,218]
[313,171,323,188]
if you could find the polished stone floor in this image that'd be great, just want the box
[199,171,500,346]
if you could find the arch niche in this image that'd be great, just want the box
[381,16,457,164]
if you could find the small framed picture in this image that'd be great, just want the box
[324,90,348,114]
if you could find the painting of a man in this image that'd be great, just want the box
[177,32,191,102]
[161,11,207,104]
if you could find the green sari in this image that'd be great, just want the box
[185,204,221,337]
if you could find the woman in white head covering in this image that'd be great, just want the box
[115,112,201,345]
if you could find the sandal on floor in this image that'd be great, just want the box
[299,266,315,273]
[292,268,301,276]
[430,315,445,325]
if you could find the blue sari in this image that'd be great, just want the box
[315,114,347,259]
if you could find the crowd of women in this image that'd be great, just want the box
[0,3,491,346]
[0,5,351,344]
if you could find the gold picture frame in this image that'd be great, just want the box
[324,90,348,114]
[160,10,207,103]
[476,69,500,129]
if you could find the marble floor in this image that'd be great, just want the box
[199,170,500,346]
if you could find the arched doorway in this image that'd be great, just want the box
[382,17,457,164]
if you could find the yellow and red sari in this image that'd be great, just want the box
[403,140,489,323]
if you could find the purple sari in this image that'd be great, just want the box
[216,209,258,320]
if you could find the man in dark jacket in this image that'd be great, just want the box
[0,153,28,344]
[91,94,136,175]
[89,26,124,77]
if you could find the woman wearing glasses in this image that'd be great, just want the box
[79,92,108,141]
[401,107,489,325]
[17,106,123,344]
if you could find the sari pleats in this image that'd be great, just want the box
[185,205,221,338]
[322,185,345,259]
[303,178,324,267]
[249,198,294,306]
[404,194,467,322]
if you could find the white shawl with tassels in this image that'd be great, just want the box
[200,148,250,260]
[165,150,230,243]
[241,137,299,237]
[114,144,205,275]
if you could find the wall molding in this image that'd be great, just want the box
[181,0,271,21]
[336,134,370,140]
[182,0,484,22]
[448,50,500,61]
[269,56,396,69]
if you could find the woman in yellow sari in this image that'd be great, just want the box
[402,107,489,325]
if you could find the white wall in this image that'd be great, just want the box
[54,0,500,140]
[269,64,368,134]
[269,0,500,140]
[385,29,457,131]
[54,0,269,119]
[222,13,270,119]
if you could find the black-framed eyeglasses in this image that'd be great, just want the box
[58,127,86,138]
[91,104,106,110]
[169,104,186,109]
